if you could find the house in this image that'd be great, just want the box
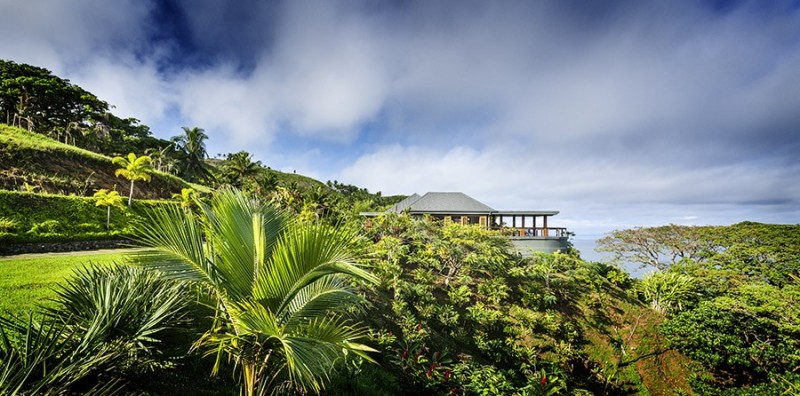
[362,192,569,254]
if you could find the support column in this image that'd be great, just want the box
[543,216,549,237]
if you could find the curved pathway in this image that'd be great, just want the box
[0,247,149,260]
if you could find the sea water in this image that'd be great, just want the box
[569,237,654,279]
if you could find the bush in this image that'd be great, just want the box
[44,265,192,372]
[0,216,18,232]
[636,270,697,314]
[29,219,65,234]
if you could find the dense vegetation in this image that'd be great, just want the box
[322,214,695,395]
[599,223,800,394]
[3,202,799,394]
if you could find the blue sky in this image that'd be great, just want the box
[1,0,799,237]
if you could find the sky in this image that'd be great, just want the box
[1,0,799,237]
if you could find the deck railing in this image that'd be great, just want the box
[496,227,569,238]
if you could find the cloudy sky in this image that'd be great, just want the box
[2,0,799,236]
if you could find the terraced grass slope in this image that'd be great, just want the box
[0,124,194,198]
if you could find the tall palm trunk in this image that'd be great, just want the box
[128,180,134,207]
[243,361,256,396]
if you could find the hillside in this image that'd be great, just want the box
[0,124,196,198]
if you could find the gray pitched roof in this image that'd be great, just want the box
[387,193,421,213]
[391,192,496,214]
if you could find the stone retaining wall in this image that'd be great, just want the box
[0,239,133,255]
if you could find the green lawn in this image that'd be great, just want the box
[0,249,240,395]
[0,250,130,317]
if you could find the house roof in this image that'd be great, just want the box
[389,192,496,214]
[388,193,421,213]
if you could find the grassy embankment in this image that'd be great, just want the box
[0,124,202,197]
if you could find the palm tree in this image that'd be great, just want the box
[112,153,153,207]
[172,126,214,183]
[223,151,261,188]
[131,188,378,395]
[145,144,177,173]
[93,187,124,230]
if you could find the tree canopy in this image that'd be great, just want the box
[0,60,108,134]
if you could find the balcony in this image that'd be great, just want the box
[497,227,569,239]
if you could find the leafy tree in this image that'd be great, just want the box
[597,224,718,271]
[172,126,214,183]
[112,153,153,207]
[604,223,800,392]
[662,282,800,386]
[0,59,108,134]
[131,188,379,395]
[93,188,124,230]
[359,214,640,394]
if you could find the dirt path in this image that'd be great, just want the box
[0,247,149,260]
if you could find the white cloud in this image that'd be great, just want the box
[2,0,799,235]
[0,0,151,70]
[176,65,277,146]
[339,144,800,235]
[71,57,175,125]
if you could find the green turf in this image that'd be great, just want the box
[0,251,127,317]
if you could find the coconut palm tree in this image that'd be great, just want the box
[131,188,378,395]
[112,153,153,207]
[145,144,177,174]
[172,126,214,183]
[222,151,261,188]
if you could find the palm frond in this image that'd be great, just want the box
[279,276,365,326]
[278,316,376,394]
[42,264,191,372]
[128,187,377,395]
[258,223,377,314]
[0,315,125,395]
[130,204,214,285]
[204,189,289,302]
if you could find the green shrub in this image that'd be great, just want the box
[29,219,65,234]
[44,265,192,373]
[76,223,102,232]
[636,270,697,314]
[0,216,18,232]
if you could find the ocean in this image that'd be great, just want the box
[569,237,653,279]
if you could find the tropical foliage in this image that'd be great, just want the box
[602,222,800,392]
[0,60,108,135]
[332,213,686,395]
[112,153,153,207]
[172,126,214,183]
[0,264,190,394]
[0,190,178,245]
[93,188,125,230]
[220,150,261,188]
[131,188,378,395]
[636,270,697,314]
[3,58,799,395]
